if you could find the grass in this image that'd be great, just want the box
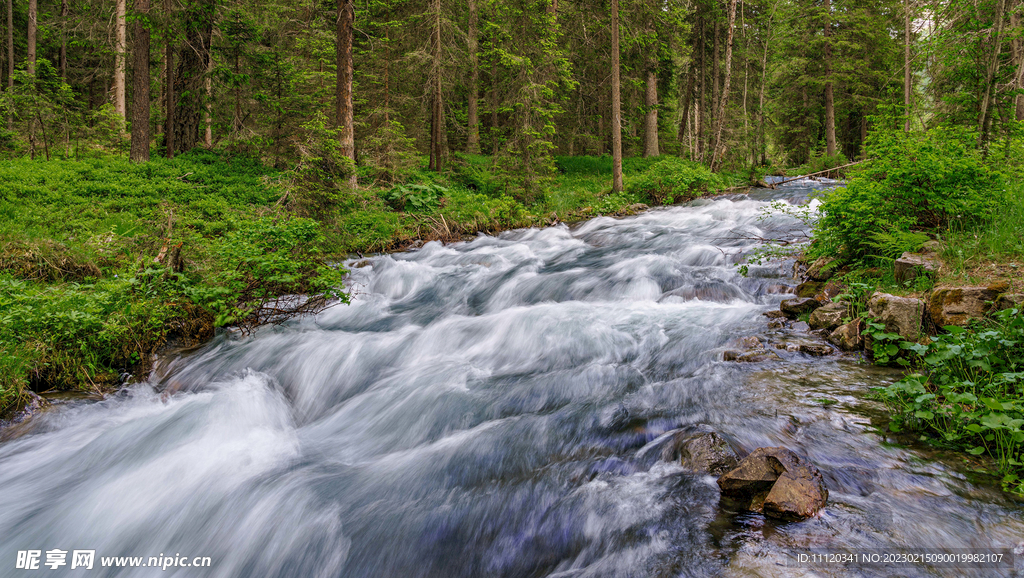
[938,180,1024,292]
[0,151,735,415]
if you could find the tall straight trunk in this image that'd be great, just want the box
[740,0,749,165]
[611,0,623,192]
[59,0,68,78]
[164,0,175,158]
[643,66,659,156]
[27,0,36,75]
[1010,0,1022,121]
[114,0,127,119]
[696,18,706,161]
[429,0,445,171]
[712,19,720,118]
[977,0,1007,147]
[130,0,151,162]
[336,0,356,186]
[710,0,737,171]
[678,62,695,147]
[491,59,499,157]
[823,0,836,155]
[5,0,12,93]
[466,0,480,153]
[172,0,213,154]
[904,0,911,131]
[204,74,212,147]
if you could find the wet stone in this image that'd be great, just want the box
[717,447,827,522]
[828,319,864,351]
[795,281,823,298]
[780,298,821,318]
[661,427,740,475]
[808,301,848,331]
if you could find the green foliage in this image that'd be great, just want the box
[872,308,1024,493]
[627,157,724,205]
[383,183,447,212]
[813,117,1000,262]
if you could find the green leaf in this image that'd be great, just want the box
[967,447,986,455]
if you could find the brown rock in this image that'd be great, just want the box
[867,292,924,340]
[828,319,864,351]
[723,336,762,361]
[762,310,788,320]
[780,298,821,318]
[927,285,1005,328]
[993,293,1024,313]
[798,343,834,356]
[819,281,846,301]
[809,301,848,331]
[734,350,782,363]
[718,447,827,521]
[920,240,945,255]
[894,252,940,284]
[680,432,740,475]
[806,257,838,281]
[762,465,829,521]
[795,281,824,298]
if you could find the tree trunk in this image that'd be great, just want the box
[172,0,214,154]
[977,0,1007,147]
[678,61,694,147]
[466,0,480,153]
[904,0,911,131]
[824,0,836,155]
[1010,0,1023,121]
[27,0,36,75]
[5,0,12,94]
[429,0,445,171]
[204,74,212,147]
[59,0,68,78]
[643,67,659,156]
[164,10,174,156]
[712,19,720,120]
[130,0,151,162]
[711,0,737,171]
[114,0,127,119]
[696,17,706,161]
[611,0,623,192]
[336,0,356,186]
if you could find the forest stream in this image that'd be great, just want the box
[1,180,1022,578]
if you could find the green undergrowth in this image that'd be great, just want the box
[1,151,734,415]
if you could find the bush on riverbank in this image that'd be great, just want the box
[1,151,734,415]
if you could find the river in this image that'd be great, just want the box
[1,180,1022,577]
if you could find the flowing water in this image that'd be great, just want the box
[2,181,1022,578]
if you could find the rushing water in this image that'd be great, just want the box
[2,181,1023,578]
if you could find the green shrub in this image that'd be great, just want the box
[627,157,724,205]
[813,119,1000,261]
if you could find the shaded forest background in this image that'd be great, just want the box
[2,0,1022,194]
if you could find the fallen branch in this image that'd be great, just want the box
[764,159,870,188]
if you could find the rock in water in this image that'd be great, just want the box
[808,301,848,331]
[806,257,837,281]
[717,447,827,521]
[763,466,829,522]
[661,427,740,475]
[780,298,821,318]
[828,319,864,351]
[795,281,823,298]
[867,293,924,340]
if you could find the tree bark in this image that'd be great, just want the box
[643,67,659,156]
[466,0,480,153]
[711,0,737,171]
[130,0,151,162]
[336,0,356,186]
[114,0,127,119]
[429,0,445,171]
[977,0,1007,147]
[824,0,836,155]
[712,18,720,119]
[27,0,36,75]
[611,0,623,192]
[904,0,911,131]
[5,0,12,93]
[172,0,213,154]
[678,60,695,148]
[1010,0,1023,121]
[696,17,706,161]
[204,74,212,147]
[59,0,68,78]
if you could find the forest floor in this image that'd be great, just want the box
[0,151,743,416]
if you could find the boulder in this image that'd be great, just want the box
[780,298,821,318]
[795,281,823,298]
[920,240,946,255]
[679,432,740,475]
[733,350,782,363]
[894,252,940,284]
[818,281,846,301]
[723,336,762,361]
[798,342,834,356]
[828,319,864,351]
[993,293,1024,313]
[927,283,1008,327]
[762,310,787,320]
[867,293,925,340]
[718,447,827,522]
[806,257,838,281]
[808,301,848,331]
[763,466,829,522]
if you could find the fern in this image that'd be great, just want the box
[865,230,930,260]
